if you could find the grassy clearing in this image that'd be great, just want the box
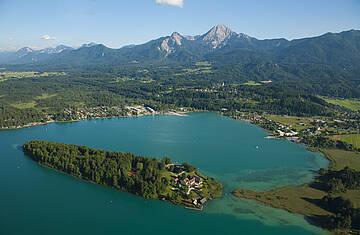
[233,185,328,217]
[11,101,37,109]
[242,81,262,86]
[195,61,211,66]
[35,93,57,100]
[335,134,360,149]
[71,102,85,108]
[0,71,65,79]
[324,98,360,111]
[200,69,213,73]
[267,115,312,131]
[183,68,200,73]
[137,69,149,73]
[1,72,38,78]
[175,67,214,76]
[320,148,360,171]
[110,77,134,83]
[183,67,214,73]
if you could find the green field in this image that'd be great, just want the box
[267,115,313,131]
[35,93,57,100]
[242,81,262,86]
[321,148,360,171]
[324,98,360,111]
[11,101,37,109]
[0,71,65,80]
[336,134,360,149]
[195,61,211,66]
[174,66,214,76]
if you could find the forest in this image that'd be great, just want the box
[319,167,360,193]
[319,196,360,230]
[0,68,337,128]
[23,140,170,199]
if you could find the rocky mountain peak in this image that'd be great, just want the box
[201,24,237,48]
[18,47,33,53]
[15,47,34,58]
[80,42,98,48]
[170,32,183,46]
[158,32,184,55]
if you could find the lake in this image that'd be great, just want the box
[0,112,329,234]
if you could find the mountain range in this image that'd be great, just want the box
[1,25,360,68]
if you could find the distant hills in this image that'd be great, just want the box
[0,25,359,68]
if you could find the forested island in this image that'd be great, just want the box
[22,140,222,209]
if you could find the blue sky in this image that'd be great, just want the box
[0,0,359,51]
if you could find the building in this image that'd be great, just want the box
[200,198,207,204]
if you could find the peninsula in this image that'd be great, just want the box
[233,149,360,234]
[23,140,222,209]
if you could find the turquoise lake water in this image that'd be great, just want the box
[0,112,329,234]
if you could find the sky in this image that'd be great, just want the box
[0,0,359,51]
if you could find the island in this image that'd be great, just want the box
[232,149,360,234]
[23,140,222,209]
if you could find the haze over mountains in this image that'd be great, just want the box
[1,25,360,68]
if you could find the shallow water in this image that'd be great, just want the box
[0,112,328,234]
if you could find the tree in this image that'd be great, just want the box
[136,162,143,171]
[182,162,196,172]
[162,156,172,165]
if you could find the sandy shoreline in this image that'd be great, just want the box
[163,111,189,117]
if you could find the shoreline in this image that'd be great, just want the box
[23,141,222,211]
[4,110,358,232]
[163,111,189,117]
[0,110,192,131]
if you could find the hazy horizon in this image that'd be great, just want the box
[1,0,359,51]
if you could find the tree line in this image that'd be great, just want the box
[23,140,172,199]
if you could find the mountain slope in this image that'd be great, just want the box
[1,26,359,69]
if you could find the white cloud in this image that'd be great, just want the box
[155,0,183,8]
[8,37,14,41]
[41,34,56,40]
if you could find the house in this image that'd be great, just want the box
[189,178,196,185]
[174,178,179,183]
[194,176,203,183]
[277,130,285,136]
[200,198,207,204]
[181,178,189,186]
[285,131,298,137]
[145,107,155,113]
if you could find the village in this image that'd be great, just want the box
[164,163,220,210]
[63,105,189,121]
[228,111,360,149]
